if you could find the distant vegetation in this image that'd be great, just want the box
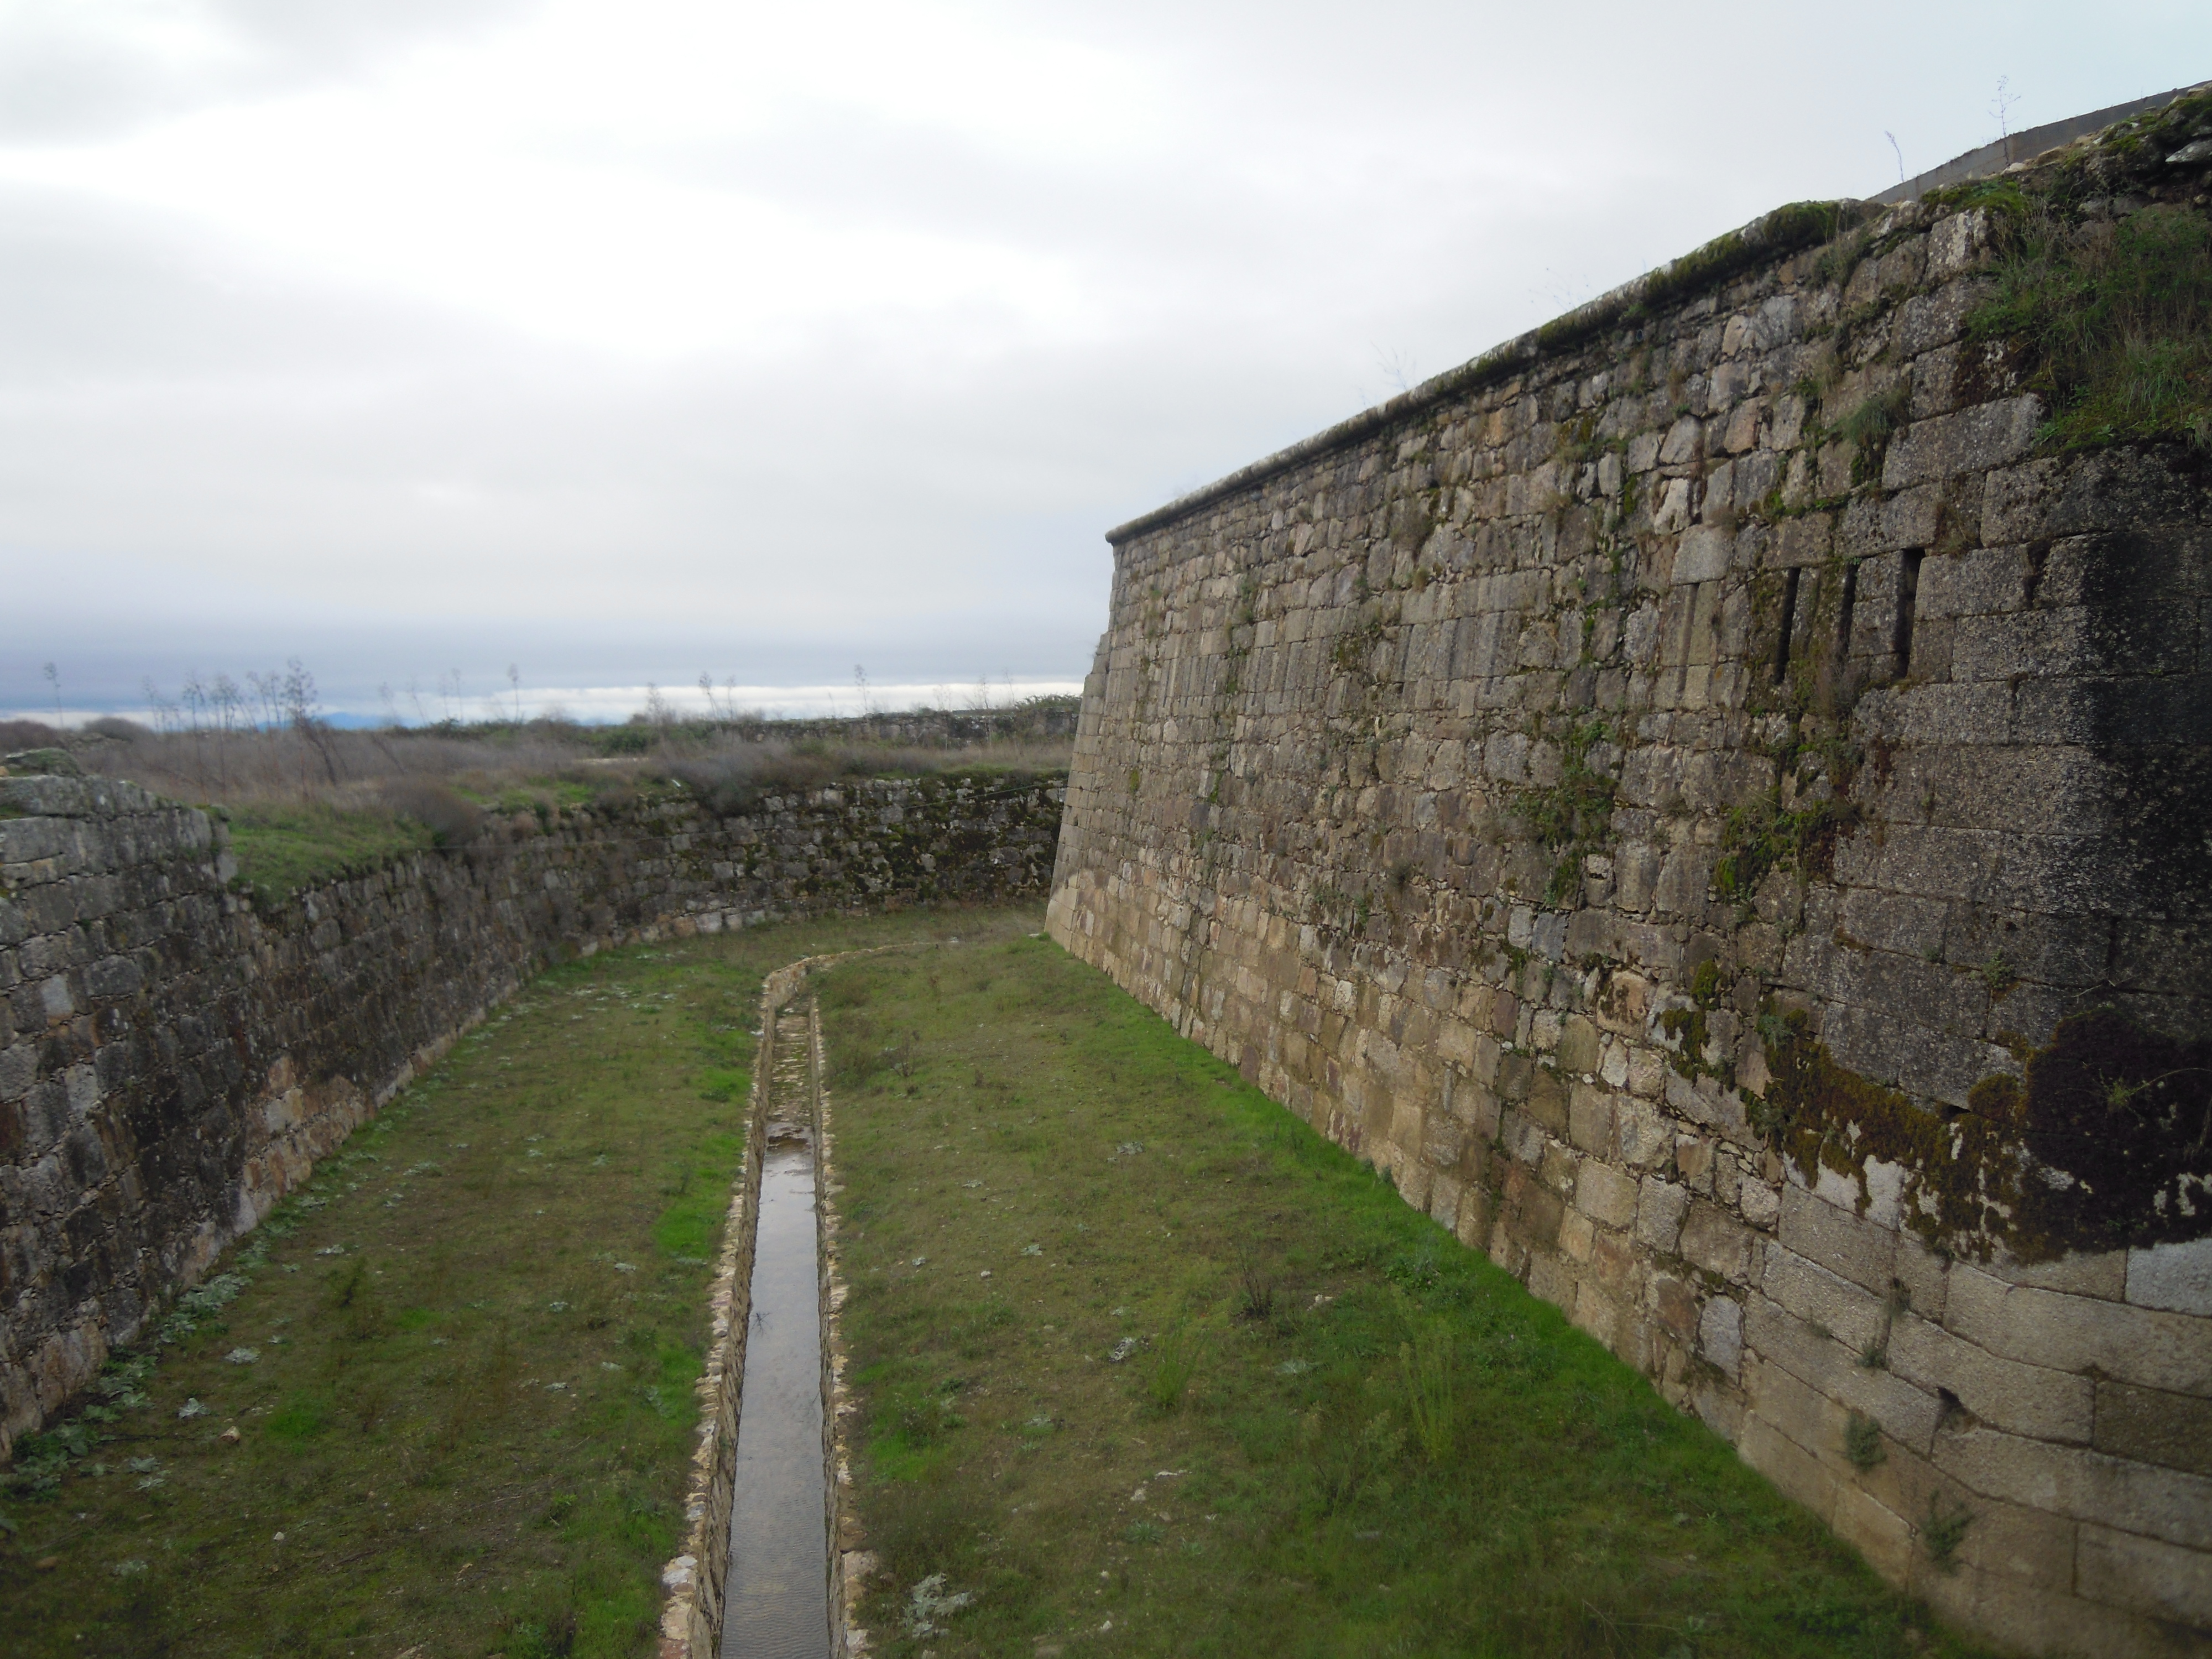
[0,692,1077,906]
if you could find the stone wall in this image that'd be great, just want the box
[1,770,1063,1457]
[1048,116,2212,1655]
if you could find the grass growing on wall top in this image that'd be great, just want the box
[0,906,1007,1658]
[820,938,1993,1658]
[1970,200,2212,451]
[223,801,437,906]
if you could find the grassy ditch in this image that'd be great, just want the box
[819,937,1994,1658]
[0,907,1006,1658]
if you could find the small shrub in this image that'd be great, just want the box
[1834,384,1912,483]
[1844,1412,1886,1471]
[1235,1251,1276,1323]
[379,780,484,846]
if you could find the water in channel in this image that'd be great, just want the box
[719,1031,830,1658]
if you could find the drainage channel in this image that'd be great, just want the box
[719,1001,831,1659]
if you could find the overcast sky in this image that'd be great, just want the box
[3,1,2204,721]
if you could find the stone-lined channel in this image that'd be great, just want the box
[718,1004,831,1658]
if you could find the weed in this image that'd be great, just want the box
[1515,719,1617,905]
[1144,1328,1202,1414]
[1811,229,1872,289]
[1235,1251,1277,1323]
[1923,1496,1974,1570]
[1979,953,2018,997]
[1714,790,1854,901]
[1844,1413,1887,1472]
[1834,384,1912,484]
[1396,1325,1458,1463]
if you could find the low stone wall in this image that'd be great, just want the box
[0,770,1062,1457]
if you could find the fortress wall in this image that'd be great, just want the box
[0,771,1062,1457]
[1048,185,2212,1652]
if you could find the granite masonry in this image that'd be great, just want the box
[1049,101,2212,1654]
[0,769,1062,1459]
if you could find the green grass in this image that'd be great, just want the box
[1968,201,2212,453]
[0,906,1009,1657]
[819,937,1996,1658]
[224,803,437,905]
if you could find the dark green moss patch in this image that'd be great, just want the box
[1752,1006,2212,1260]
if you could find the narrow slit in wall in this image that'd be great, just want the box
[1837,560,1860,660]
[1773,567,1801,683]
[1894,549,1924,672]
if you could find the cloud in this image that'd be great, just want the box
[5,0,2208,714]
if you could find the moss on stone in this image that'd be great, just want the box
[1752,1005,2212,1260]
[1512,719,1617,906]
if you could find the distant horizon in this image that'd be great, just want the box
[2,674,1088,733]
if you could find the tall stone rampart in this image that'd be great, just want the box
[1050,103,2212,1655]
[1,770,1062,1457]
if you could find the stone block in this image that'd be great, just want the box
[1566,1082,1612,1154]
[1574,1161,1640,1231]
[1699,1293,1743,1379]
[1527,1249,1577,1314]
[1636,1176,1690,1253]
[1674,525,1732,584]
[2076,1522,2212,1628]
[1981,1247,2126,1300]
[1556,1014,1599,1074]
[1679,1201,1754,1284]
[1761,1244,1888,1355]
[1945,1265,2212,1397]
[1916,1557,2169,1659]
[1886,1314,2093,1443]
[1932,1425,2212,1550]
[2094,1382,2212,1478]
[2128,1237,2212,1317]
[1832,1483,1914,1580]
[1739,1401,1840,1522]
[1739,1176,1778,1229]
[1778,1184,1897,1293]
[1883,398,2041,491]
